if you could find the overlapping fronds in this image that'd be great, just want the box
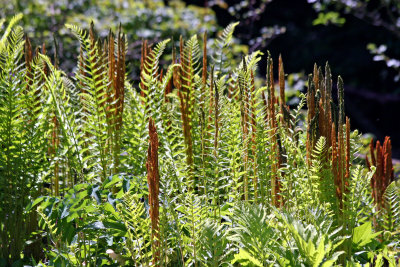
[1,18,397,266]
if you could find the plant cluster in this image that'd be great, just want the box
[0,14,399,266]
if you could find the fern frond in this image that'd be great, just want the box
[0,13,23,53]
[383,180,400,233]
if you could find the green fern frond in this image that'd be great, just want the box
[383,180,400,233]
[0,13,23,53]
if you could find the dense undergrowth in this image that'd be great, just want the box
[0,14,399,266]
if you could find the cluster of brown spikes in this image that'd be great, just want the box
[146,118,160,265]
[262,54,290,207]
[305,63,351,209]
[366,137,394,211]
[136,34,361,213]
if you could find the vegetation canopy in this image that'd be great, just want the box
[0,13,399,266]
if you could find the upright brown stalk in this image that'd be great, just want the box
[306,75,316,165]
[278,55,292,131]
[177,37,194,185]
[107,30,116,116]
[146,118,160,265]
[111,32,126,175]
[366,137,394,211]
[266,57,281,207]
[115,32,126,130]
[278,55,285,107]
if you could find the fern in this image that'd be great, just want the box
[382,180,400,240]
[116,191,152,266]
[228,203,278,265]
[198,220,233,266]
[0,16,49,262]
[276,210,345,267]
[212,22,239,77]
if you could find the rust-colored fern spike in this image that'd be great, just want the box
[177,37,194,183]
[313,63,319,91]
[323,64,333,145]
[278,55,292,130]
[306,74,316,165]
[115,32,126,130]
[108,31,116,114]
[146,118,160,265]
[278,54,285,107]
[324,63,332,107]
[266,56,281,207]
[269,58,275,112]
[111,32,126,175]
[331,122,340,204]
[366,137,394,211]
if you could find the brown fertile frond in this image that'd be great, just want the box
[306,75,316,165]
[108,31,116,109]
[278,54,285,107]
[278,55,292,131]
[367,137,394,211]
[146,118,160,265]
[265,56,282,207]
[330,115,351,210]
[176,36,196,183]
[115,32,126,130]
[313,63,319,91]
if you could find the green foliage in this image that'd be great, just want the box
[0,0,219,80]
[0,14,399,266]
[276,210,345,266]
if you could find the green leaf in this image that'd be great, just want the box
[352,222,381,249]
[232,249,262,267]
